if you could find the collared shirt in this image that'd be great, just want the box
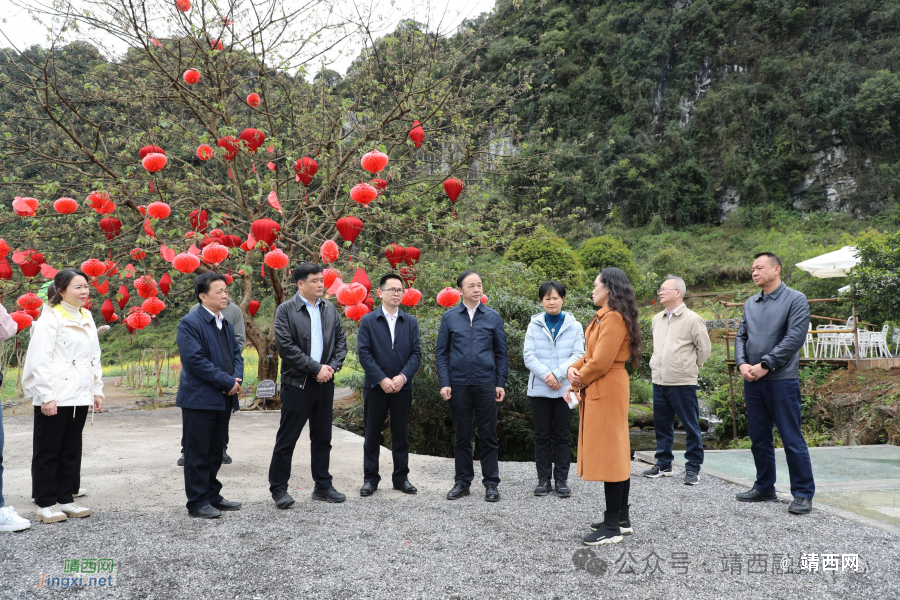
[382,305,399,344]
[203,306,225,330]
[298,292,323,362]
[735,282,810,381]
[665,303,686,323]
[464,302,479,323]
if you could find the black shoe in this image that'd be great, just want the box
[188,505,221,519]
[533,477,552,497]
[272,489,295,509]
[788,497,812,515]
[222,452,232,465]
[555,480,571,498]
[211,499,241,511]
[360,482,377,497]
[591,504,633,535]
[177,454,184,467]
[393,480,417,494]
[735,488,779,502]
[583,511,623,545]
[312,487,346,503]
[446,483,470,500]
[485,485,500,502]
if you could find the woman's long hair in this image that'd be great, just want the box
[48,269,89,306]
[599,267,643,366]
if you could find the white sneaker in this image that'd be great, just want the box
[0,506,32,532]
[58,503,92,518]
[35,505,68,523]
[74,488,87,498]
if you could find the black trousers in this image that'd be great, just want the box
[268,381,334,493]
[363,387,412,485]
[529,396,573,481]
[448,385,500,487]
[181,430,229,453]
[32,405,88,508]
[182,407,231,512]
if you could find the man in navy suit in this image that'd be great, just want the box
[176,272,244,519]
[356,273,422,496]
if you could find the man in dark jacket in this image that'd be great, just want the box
[268,263,348,508]
[175,272,244,519]
[356,273,422,497]
[735,252,815,515]
[436,270,508,502]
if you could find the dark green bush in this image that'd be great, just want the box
[504,229,583,286]
[577,235,640,284]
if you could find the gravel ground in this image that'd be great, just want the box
[2,459,897,600]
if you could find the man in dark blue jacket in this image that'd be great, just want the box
[436,270,508,502]
[356,273,422,497]
[175,273,244,519]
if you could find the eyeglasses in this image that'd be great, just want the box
[657,287,678,293]
[381,288,404,295]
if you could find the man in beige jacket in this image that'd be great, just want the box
[643,275,712,485]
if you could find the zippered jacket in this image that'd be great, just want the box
[435,303,508,388]
[523,312,585,398]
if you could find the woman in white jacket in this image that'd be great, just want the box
[22,269,103,523]
[523,281,585,498]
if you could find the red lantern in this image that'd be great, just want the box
[400,266,417,287]
[12,197,38,217]
[337,282,367,306]
[239,128,265,152]
[293,157,318,186]
[123,264,136,278]
[130,248,147,261]
[384,243,406,268]
[115,285,129,309]
[350,183,378,206]
[142,153,167,173]
[159,273,172,296]
[142,297,166,316]
[220,234,242,248]
[202,243,229,265]
[81,258,107,278]
[93,280,110,295]
[251,218,281,247]
[53,197,78,214]
[147,202,171,219]
[320,240,339,264]
[409,120,424,148]
[134,275,159,299]
[143,218,156,238]
[248,300,261,317]
[41,264,58,279]
[10,310,33,332]
[264,249,289,270]
[437,287,461,308]
[99,217,122,240]
[175,0,190,12]
[481,294,489,305]
[247,93,261,107]
[370,178,387,193]
[351,267,371,291]
[0,258,12,280]
[125,309,151,330]
[189,209,208,233]
[196,145,213,161]
[210,228,224,238]
[210,39,223,50]
[0,240,8,259]
[183,69,200,84]
[443,177,464,202]
[336,216,363,244]
[13,250,46,278]
[104,260,119,276]
[101,299,116,324]
[139,146,165,159]
[323,268,340,288]
[344,304,369,321]
[86,191,114,214]
[218,136,239,160]
[173,252,201,274]
[360,149,389,173]
[405,246,421,265]
[17,293,43,311]
[401,287,422,307]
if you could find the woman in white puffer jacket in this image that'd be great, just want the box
[22,269,103,524]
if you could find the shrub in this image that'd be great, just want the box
[504,228,583,285]
[630,378,653,405]
[578,235,639,284]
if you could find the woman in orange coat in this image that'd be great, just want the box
[566,267,642,545]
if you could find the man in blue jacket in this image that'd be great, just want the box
[735,252,815,515]
[175,272,244,519]
[356,273,422,497]
[436,270,508,502]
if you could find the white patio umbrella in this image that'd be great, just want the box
[795,246,859,278]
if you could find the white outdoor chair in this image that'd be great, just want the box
[803,322,815,358]
[869,324,892,358]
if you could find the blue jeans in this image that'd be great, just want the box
[652,384,704,473]
[744,378,816,499]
